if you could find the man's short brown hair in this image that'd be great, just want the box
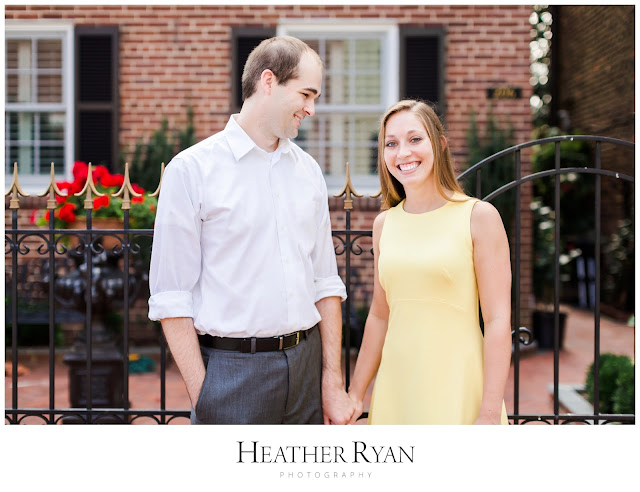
[241,36,322,101]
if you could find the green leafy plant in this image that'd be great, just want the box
[602,218,634,309]
[124,106,196,192]
[531,197,582,306]
[465,109,516,234]
[530,126,594,307]
[585,353,635,414]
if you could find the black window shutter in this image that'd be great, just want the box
[75,26,119,170]
[231,28,276,111]
[400,29,444,114]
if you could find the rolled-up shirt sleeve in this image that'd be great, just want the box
[148,158,203,320]
[311,177,347,303]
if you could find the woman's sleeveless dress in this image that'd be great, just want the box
[369,193,509,424]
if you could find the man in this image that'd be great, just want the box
[148,36,355,424]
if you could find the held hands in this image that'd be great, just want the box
[347,391,364,425]
[322,378,358,425]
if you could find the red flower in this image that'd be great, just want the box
[131,183,146,203]
[58,203,77,223]
[92,165,109,184]
[72,161,88,184]
[100,173,124,188]
[29,210,38,224]
[94,195,111,210]
[55,181,74,204]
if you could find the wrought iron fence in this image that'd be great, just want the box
[5,135,635,424]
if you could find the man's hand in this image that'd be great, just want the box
[322,377,357,425]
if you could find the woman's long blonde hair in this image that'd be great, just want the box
[378,99,464,210]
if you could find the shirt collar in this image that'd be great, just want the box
[225,115,292,162]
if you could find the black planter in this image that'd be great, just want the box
[533,310,567,350]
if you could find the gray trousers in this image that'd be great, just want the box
[191,325,323,424]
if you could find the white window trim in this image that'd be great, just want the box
[278,20,399,195]
[5,20,75,195]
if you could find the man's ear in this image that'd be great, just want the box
[260,69,276,95]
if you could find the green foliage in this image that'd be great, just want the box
[123,106,196,192]
[585,353,635,414]
[602,218,635,309]
[530,127,593,304]
[612,361,635,414]
[464,109,516,233]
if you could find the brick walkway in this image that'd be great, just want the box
[5,305,634,424]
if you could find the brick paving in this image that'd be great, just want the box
[5,305,634,424]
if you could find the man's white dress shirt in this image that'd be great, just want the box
[148,115,347,338]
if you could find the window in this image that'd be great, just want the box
[5,22,74,191]
[278,22,399,193]
[234,23,444,193]
[5,22,118,193]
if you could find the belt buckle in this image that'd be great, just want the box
[295,331,300,346]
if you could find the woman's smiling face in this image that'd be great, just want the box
[383,110,435,188]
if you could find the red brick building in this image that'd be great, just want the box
[5,4,535,337]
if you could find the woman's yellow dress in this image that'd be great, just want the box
[369,193,509,424]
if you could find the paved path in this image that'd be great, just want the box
[5,305,634,424]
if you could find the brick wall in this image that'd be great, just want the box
[554,5,635,237]
[5,4,533,164]
[6,4,535,339]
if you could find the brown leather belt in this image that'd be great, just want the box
[198,325,316,354]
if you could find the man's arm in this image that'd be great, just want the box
[315,296,357,425]
[161,317,206,406]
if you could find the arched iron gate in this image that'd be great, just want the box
[5,135,635,424]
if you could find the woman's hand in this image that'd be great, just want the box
[347,391,365,424]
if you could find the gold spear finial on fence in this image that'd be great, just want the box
[4,162,30,209]
[111,162,142,210]
[333,162,363,210]
[38,162,67,210]
[370,188,382,199]
[149,162,165,198]
[74,162,104,210]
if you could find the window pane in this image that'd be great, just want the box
[355,39,381,70]
[8,145,34,174]
[326,146,348,175]
[355,74,381,104]
[326,40,349,71]
[39,147,65,175]
[8,112,35,141]
[296,115,319,144]
[38,74,63,103]
[353,145,378,175]
[41,112,65,141]
[6,39,30,70]
[37,39,62,69]
[325,73,349,105]
[6,73,32,103]
[354,115,379,143]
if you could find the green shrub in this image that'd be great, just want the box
[121,106,196,192]
[612,362,635,414]
[585,353,635,414]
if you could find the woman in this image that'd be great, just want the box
[347,100,511,424]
